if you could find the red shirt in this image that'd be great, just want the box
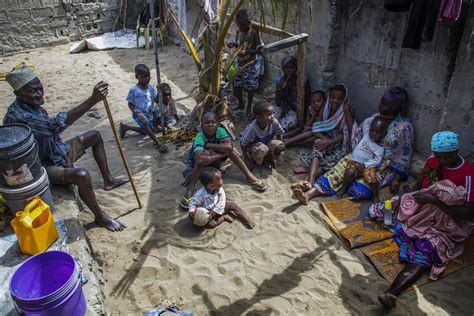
[422,156,474,203]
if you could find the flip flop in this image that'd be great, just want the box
[179,195,192,210]
[119,122,126,139]
[293,166,307,174]
[248,179,267,192]
[158,143,168,153]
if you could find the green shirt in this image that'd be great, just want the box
[192,127,231,155]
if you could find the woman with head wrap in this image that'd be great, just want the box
[274,55,311,130]
[372,131,474,308]
[292,87,414,204]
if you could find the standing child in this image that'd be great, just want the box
[336,116,389,202]
[119,64,168,153]
[274,56,311,131]
[189,167,255,229]
[240,101,285,169]
[227,9,263,116]
[155,83,179,128]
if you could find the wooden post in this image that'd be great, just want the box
[261,33,308,54]
[296,42,306,127]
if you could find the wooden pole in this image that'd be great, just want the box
[102,98,142,209]
[296,42,306,127]
[149,0,166,136]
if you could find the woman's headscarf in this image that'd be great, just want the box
[431,131,459,153]
[382,86,409,117]
[281,56,297,69]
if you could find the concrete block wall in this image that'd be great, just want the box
[0,0,119,55]
[243,0,472,157]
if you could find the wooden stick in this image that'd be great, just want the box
[102,97,142,209]
[296,42,306,127]
[262,33,308,54]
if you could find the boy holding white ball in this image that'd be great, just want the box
[188,167,255,229]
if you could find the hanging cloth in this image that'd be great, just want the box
[438,0,463,22]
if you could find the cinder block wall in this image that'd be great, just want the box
[0,0,119,55]
[243,0,473,157]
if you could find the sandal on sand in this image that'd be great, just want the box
[293,166,307,174]
[179,196,192,210]
[158,143,168,154]
[119,122,126,139]
[248,179,267,192]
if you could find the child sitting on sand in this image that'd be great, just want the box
[336,116,389,202]
[119,64,167,153]
[274,56,311,131]
[189,167,255,229]
[181,112,267,209]
[155,83,179,128]
[240,101,285,169]
[283,90,325,143]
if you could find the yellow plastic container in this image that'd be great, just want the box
[10,197,58,255]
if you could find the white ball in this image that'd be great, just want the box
[193,207,211,227]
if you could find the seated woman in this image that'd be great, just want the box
[292,87,413,204]
[374,131,474,308]
[291,84,353,191]
[274,56,311,131]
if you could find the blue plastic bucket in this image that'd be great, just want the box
[9,250,86,315]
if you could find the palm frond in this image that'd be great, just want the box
[168,9,202,71]
[210,0,245,95]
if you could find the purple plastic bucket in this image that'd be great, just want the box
[9,250,86,316]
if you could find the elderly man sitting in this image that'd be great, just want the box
[3,63,128,232]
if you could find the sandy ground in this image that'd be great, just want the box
[1,43,473,315]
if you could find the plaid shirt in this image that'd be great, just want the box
[3,99,70,167]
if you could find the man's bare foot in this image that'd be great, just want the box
[378,293,397,308]
[224,214,234,223]
[290,181,312,192]
[95,213,126,232]
[293,188,308,205]
[104,177,129,191]
[244,220,256,230]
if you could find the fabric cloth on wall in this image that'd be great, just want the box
[438,0,463,21]
[384,0,441,49]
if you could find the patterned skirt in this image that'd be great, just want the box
[300,143,346,173]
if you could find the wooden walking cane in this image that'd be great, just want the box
[102,97,143,209]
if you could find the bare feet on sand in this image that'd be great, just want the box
[244,220,256,230]
[293,188,309,205]
[224,215,234,223]
[95,213,126,232]
[378,293,397,308]
[104,177,129,191]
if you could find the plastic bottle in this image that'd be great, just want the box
[384,200,393,226]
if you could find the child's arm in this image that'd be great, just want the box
[128,102,146,121]
[194,150,226,165]
[205,139,233,154]
[313,134,343,150]
[364,147,384,168]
